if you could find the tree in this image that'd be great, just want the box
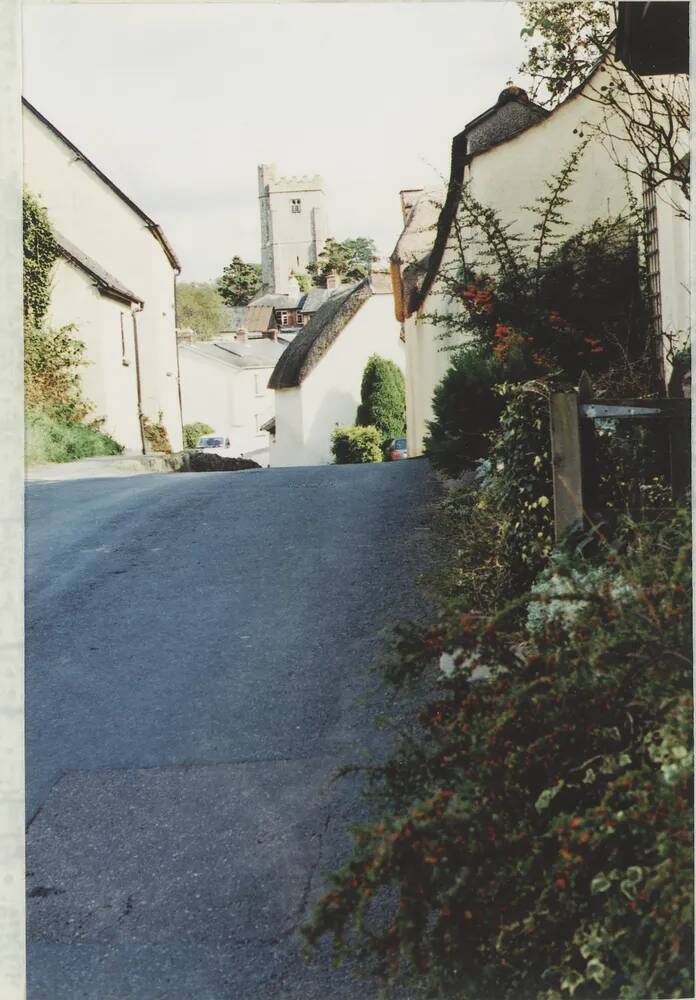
[356,355,406,442]
[518,2,690,210]
[308,237,378,286]
[176,282,226,341]
[216,256,262,306]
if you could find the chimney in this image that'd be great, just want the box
[325,271,341,290]
[265,329,279,343]
[399,188,424,222]
[235,327,248,344]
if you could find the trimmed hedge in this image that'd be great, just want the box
[331,425,383,464]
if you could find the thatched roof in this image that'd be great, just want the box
[268,279,371,389]
[390,188,443,322]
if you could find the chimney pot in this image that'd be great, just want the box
[399,188,424,223]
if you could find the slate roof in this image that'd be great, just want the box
[55,231,144,306]
[23,98,181,273]
[268,273,391,390]
[180,338,286,371]
[251,292,304,310]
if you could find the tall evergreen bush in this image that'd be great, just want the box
[356,355,406,442]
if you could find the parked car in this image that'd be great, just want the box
[388,437,408,461]
[194,435,236,458]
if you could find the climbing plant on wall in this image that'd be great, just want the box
[23,190,59,326]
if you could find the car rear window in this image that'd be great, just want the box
[393,439,407,449]
[197,437,225,448]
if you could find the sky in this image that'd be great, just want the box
[22,2,528,282]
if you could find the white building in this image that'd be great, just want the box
[392,70,690,458]
[23,98,183,452]
[258,163,328,294]
[179,335,286,466]
[267,268,405,467]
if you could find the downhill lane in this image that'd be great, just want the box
[25,461,436,999]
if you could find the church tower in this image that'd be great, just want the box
[258,164,328,294]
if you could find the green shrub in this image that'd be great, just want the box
[26,407,123,464]
[24,320,89,421]
[424,347,505,476]
[331,425,383,464]
[304,510,693,1000]
[142,412,172,454]
[183,422,214,449]
[356,355,406,443]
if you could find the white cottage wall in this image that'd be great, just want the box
[271,293,405,467]
[23,105,183,450]
[179,349,274,463]
[406,75,689,456]
[179,351,237,440]
[47,259,142,451]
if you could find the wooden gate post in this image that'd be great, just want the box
[550,391,584,541]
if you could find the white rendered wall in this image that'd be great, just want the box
[179,350,273,462]
[47,259,142,451]
[23,106,183,450]
[270,293,405,467]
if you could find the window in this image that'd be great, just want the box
[279,310,289,326]
[254,373,265,397]
[291,198,301,214]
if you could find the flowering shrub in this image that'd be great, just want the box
[487,382,554,593]
[526,550,634,636]
[304,510,693,1000]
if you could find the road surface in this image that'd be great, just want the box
[25,461,436,999]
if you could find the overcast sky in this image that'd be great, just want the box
[22,2,527,282]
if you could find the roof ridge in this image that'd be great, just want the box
[23,97,181,273]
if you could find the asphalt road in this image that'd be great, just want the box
[25,461,436,1000]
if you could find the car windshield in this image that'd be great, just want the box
[393,439,407,450]
[197,437,225,448]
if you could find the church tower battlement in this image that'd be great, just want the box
[258,163,328,294]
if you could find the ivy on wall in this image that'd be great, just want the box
[23,190,59,326]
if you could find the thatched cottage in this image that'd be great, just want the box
[267,265,404,467]
[391,63,690,458]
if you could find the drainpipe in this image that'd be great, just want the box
[172,273,184,446]
[131,304,147,455]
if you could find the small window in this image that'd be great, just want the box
[279,310,289,326]
[291,198,301,214]
[254,373,265,397]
